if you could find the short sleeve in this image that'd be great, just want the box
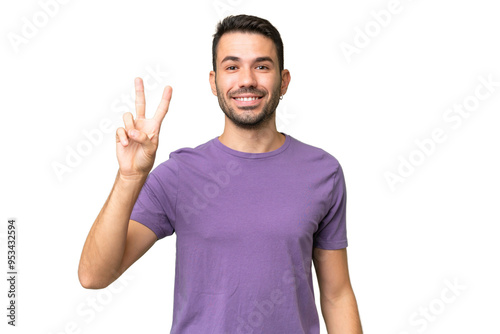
[313,163,348,250]
[130,157,178,240]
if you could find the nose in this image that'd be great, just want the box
[238,67,257,88]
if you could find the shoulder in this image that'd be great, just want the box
[169,137,215,160]
[152,137,217,174]
[288,135,342,170]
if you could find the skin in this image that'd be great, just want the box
[313,248,363,333]
[78,78,171,288]
[209,31,291,153]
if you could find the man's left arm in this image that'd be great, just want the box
[313,247,363,334]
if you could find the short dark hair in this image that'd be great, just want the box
[212,14,284,73]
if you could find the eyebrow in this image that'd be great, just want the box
[221,56,274,64]
[256,57,274,63]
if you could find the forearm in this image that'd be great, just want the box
[78,170,147,288]
[320,289,363,334]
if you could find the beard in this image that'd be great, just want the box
[215,81,281,130]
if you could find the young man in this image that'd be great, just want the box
[79,14,362,334]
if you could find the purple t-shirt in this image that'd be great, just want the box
[130,132,348,334]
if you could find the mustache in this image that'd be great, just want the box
[229,88,266,97]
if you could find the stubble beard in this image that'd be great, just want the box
[215,80,281,130]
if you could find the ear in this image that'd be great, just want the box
[280,69,291,96]
[209,71,217,96]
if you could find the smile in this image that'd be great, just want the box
[231,96,263,107]
[233,97,262,101]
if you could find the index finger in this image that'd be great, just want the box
[153,85,173,123]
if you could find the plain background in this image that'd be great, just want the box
[1,0,499,333]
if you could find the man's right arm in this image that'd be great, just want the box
[78,172,156,289]
[78,77,172,289]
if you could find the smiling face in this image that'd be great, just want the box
[210,32,290,129]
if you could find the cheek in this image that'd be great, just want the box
[217,74,236,87]
[265,76,281,92]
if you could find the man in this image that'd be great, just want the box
[78,14,362,333]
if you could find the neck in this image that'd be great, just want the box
[218,119,285,153]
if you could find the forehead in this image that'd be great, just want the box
[217,32,277,61]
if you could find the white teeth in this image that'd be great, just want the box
[235,97,259,101]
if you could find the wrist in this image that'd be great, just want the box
[117,170,149,184]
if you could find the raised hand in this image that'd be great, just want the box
[115,77,172,180]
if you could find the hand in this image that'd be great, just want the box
[115,77,172,180]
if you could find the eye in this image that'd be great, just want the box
[256,65,268,70]
[226,66,237,70]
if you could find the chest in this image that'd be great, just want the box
[175,167,330,247]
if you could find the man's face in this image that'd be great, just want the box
[210,32,288,129]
